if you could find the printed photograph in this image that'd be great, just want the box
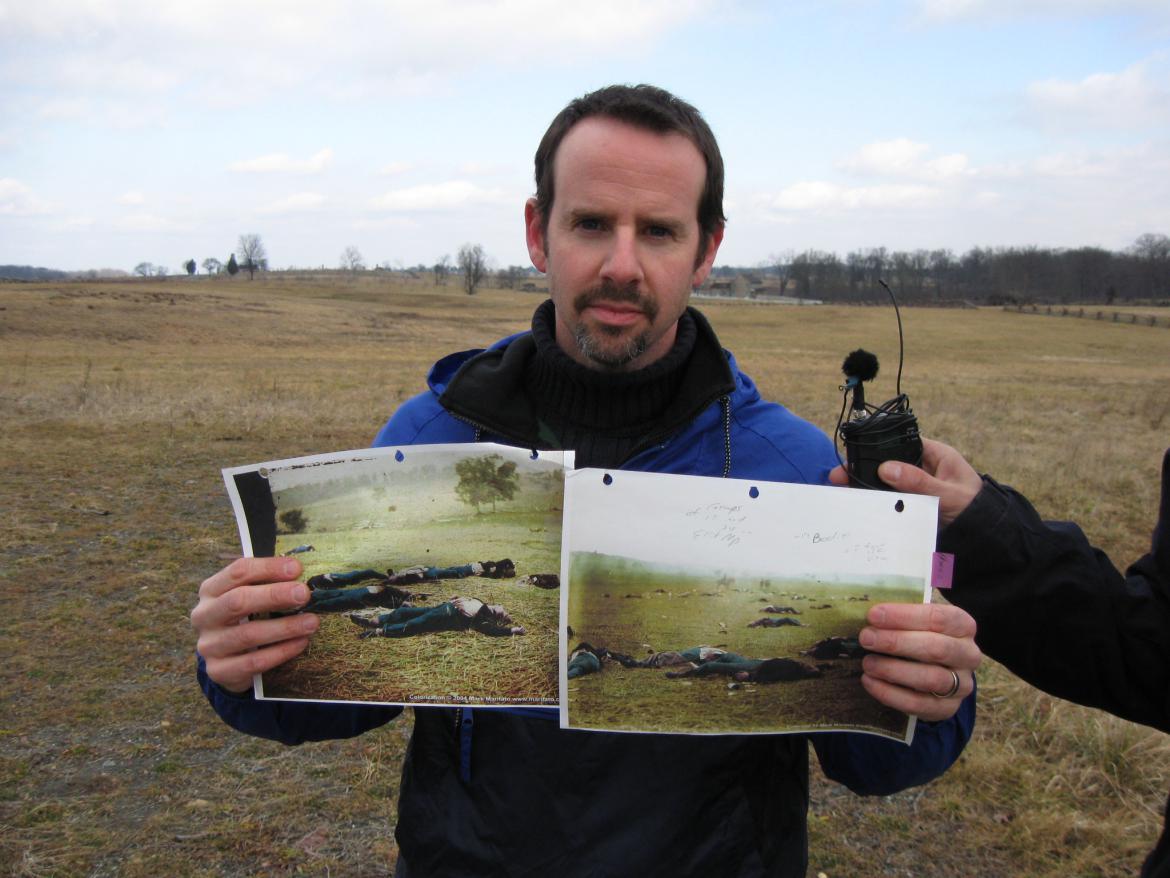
[223,443,569,707]
[560,469,939,740]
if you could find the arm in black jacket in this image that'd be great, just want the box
[938,450,1170,733]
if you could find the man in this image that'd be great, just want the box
[306,568,387,590]
[303,581,413,614]
[348,596,524,638]
[385,559,515,584]
[664,654,822,683]
[617,644,731,668]
[834,439,1169,876]
[192,84,980,877]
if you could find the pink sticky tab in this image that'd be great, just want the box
[932,553,955,589]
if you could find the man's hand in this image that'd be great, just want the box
[190,557,317,694]
[828,437,983,528]
[859,602,982,722]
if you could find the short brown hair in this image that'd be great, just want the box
[533,84,726,260]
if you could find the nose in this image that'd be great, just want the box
[599,227,644,288]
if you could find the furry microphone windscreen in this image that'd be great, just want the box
[841,349,880,382]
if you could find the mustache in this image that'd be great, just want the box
[572,282,659,321]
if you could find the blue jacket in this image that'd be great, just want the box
[199,324,976,877]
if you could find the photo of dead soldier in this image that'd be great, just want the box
[560,469,937,739]
[223,443,569,707]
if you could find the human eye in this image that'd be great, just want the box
[574,216,604,232]
[644,223,676,240]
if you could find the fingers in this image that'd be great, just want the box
[199,556,302,600]
[191,556,315,693]
[861,604,982,668]
[198,610,319,661]
[192,558,309,632]
[877,437,982,526]
[827,464,850,487]
[866,602,978,643]
[201,631,316,694]
[860,602,982,722]
[860,662,974,722]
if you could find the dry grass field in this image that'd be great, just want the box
[3,273,1168,876]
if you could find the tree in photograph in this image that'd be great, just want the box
[340,245,365,272]
[202,257,222,275]
[457,243,487,295]
[237,233,266,280]
[154,265,169,277]
[226,253,239,276]
[278,508,309,534]
[454,454,519,514]
[434,253,451,286]
[134,261,155,277]
[184,258,196,276]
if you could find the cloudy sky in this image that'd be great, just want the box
[2,0,1168,273]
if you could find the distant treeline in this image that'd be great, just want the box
[0,264,72,281]
[710,233,1170,304]
[0,265,129,281]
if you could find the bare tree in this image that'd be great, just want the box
[457,243,487,295]
[339,245,365,272]
[237,233,267,280]
[768,250,793,296]
[202,257,222,275]
[434,254,451,286]
[495,264,524,289]
[1131,233,1170,298]
[133,262,155,277]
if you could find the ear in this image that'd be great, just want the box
[691,223,724,287]
[524,198,548,273]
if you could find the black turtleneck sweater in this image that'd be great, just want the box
[437,299,735,469]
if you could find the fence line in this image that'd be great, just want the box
[1004,303,1170,328]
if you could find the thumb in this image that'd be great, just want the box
[877,458,974,527]
[876,460,939,496]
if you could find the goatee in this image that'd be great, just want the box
[570,282,658,370]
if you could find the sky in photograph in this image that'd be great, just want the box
[2,0,1169,273]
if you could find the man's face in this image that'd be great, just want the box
[525,116,723,372]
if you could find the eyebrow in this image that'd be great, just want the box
[564,208,688,236]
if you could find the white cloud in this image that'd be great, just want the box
[982,142,1167,181]
[257,192,327,214]
[1,1,714,113]
[839,138,973,181]
[114,213,180,231]
[371,180,509,212]
[915,0,1170,21]
[1026,62,1170,129]
[457,160,508,176]
[0,178,53,215]
[230,148,333,174]
[118,190,146,205]
[36,98,89,120]
[769,181,942,212]
[352,216,420,230]
[378,161,414,176]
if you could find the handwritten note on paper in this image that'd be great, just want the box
[687,502,750,548]
[563,469,937,592]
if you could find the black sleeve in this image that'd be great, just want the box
[939,450,1170,732]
